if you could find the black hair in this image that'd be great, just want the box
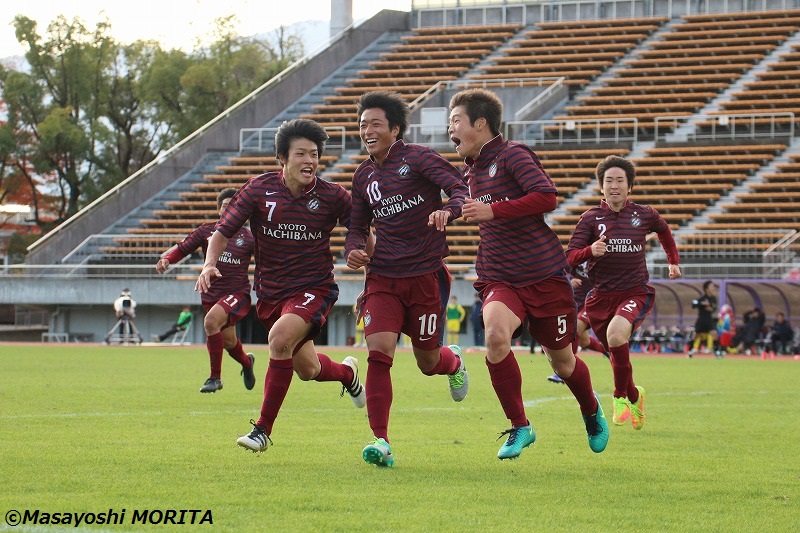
[275,118,328,160]
[217,188,238,210]
[596,155,636,190]
[356,91,410,139]
[449,88,503,136]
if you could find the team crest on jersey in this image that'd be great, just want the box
[398,164,410,176]
[489,163,497,177]
[631,215,641,227]
[307,197,320,211]
[363,311,371,327]
[235,236,245,247]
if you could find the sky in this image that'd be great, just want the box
[1,0,413,59]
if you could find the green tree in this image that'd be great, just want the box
[0,14,306,225]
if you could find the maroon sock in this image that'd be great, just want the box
[365,350,393,441]
[610,342,633,399]
[256,358,294,435]
[561,355,599,416]
[486,351,527,427]
[586,336,607,354]
[422,345,460,376]
[227,339,251,367]
[206,332,224,379]
[315,352,352,385]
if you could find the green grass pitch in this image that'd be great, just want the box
[2,344,798,531]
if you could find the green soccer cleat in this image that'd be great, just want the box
[612,395,631,426]
[363,437,394,467]
[630,386,646,430]
[447,345,469,402]
[583,393,609,453]
[497,423,536,460]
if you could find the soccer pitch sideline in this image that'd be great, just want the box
[1,344,797,532]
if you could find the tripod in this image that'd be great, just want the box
[104,314,143,345]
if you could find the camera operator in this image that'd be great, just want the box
[113,288,137,319]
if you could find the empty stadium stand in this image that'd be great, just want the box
[553,9,800,139]
[301,23,523,137]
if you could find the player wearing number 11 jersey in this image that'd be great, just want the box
[155,188,255,394]
[567,155,681,431]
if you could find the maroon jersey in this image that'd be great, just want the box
[344,140,468,277]
[462,135,567,286]
[215,171,351,303]
[176,223,253,306]
[566,199,677,292]
[570,261,593,308]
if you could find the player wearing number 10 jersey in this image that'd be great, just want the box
[155,188,255,394]
[344,91,470,468]
[196,119,369,455]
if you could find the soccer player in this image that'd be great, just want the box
[446,296,466,345]
[195,119,368,453]
[448,87,609,458]
[547,262,610,384]
[688,280,718,357]
[344,90,470,468]
[566,155,682,431]
[156,188,255,393]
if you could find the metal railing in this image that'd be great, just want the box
[505,117,638,145]
[414,0,800,27]
[764,230,800,276]
[239,126,346,153]
[656,112,796,142]
[2,259,797,281]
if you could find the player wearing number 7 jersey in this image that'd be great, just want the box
[155,188,256,394]
[196,119,374,455]
[449,88,608,459]
[566,155,682,431]
[344,91,469,468]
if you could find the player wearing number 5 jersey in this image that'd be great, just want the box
[155,188,255,394]
[449,88,608,459]
[344,91,470,468]
[567,155,681,431]
[196,119,371,455]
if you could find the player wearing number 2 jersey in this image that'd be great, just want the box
[155,188,255,394]
[344,91,470,468]
[449,88,609,459]
[196,119,370,455]
[567,155,681,431]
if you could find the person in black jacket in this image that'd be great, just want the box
[769,312,794,355]
[732,307,766,355]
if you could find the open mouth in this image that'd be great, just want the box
[301,167,314,177]
[364,138,378,149]
[451,137,461,148]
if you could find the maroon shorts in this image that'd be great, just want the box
[584,286,655,348]
[202,290,252,330]
[256,285,339,344]
[577,303,590,325]
[362,267,451,350]
[475,274,576,351]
